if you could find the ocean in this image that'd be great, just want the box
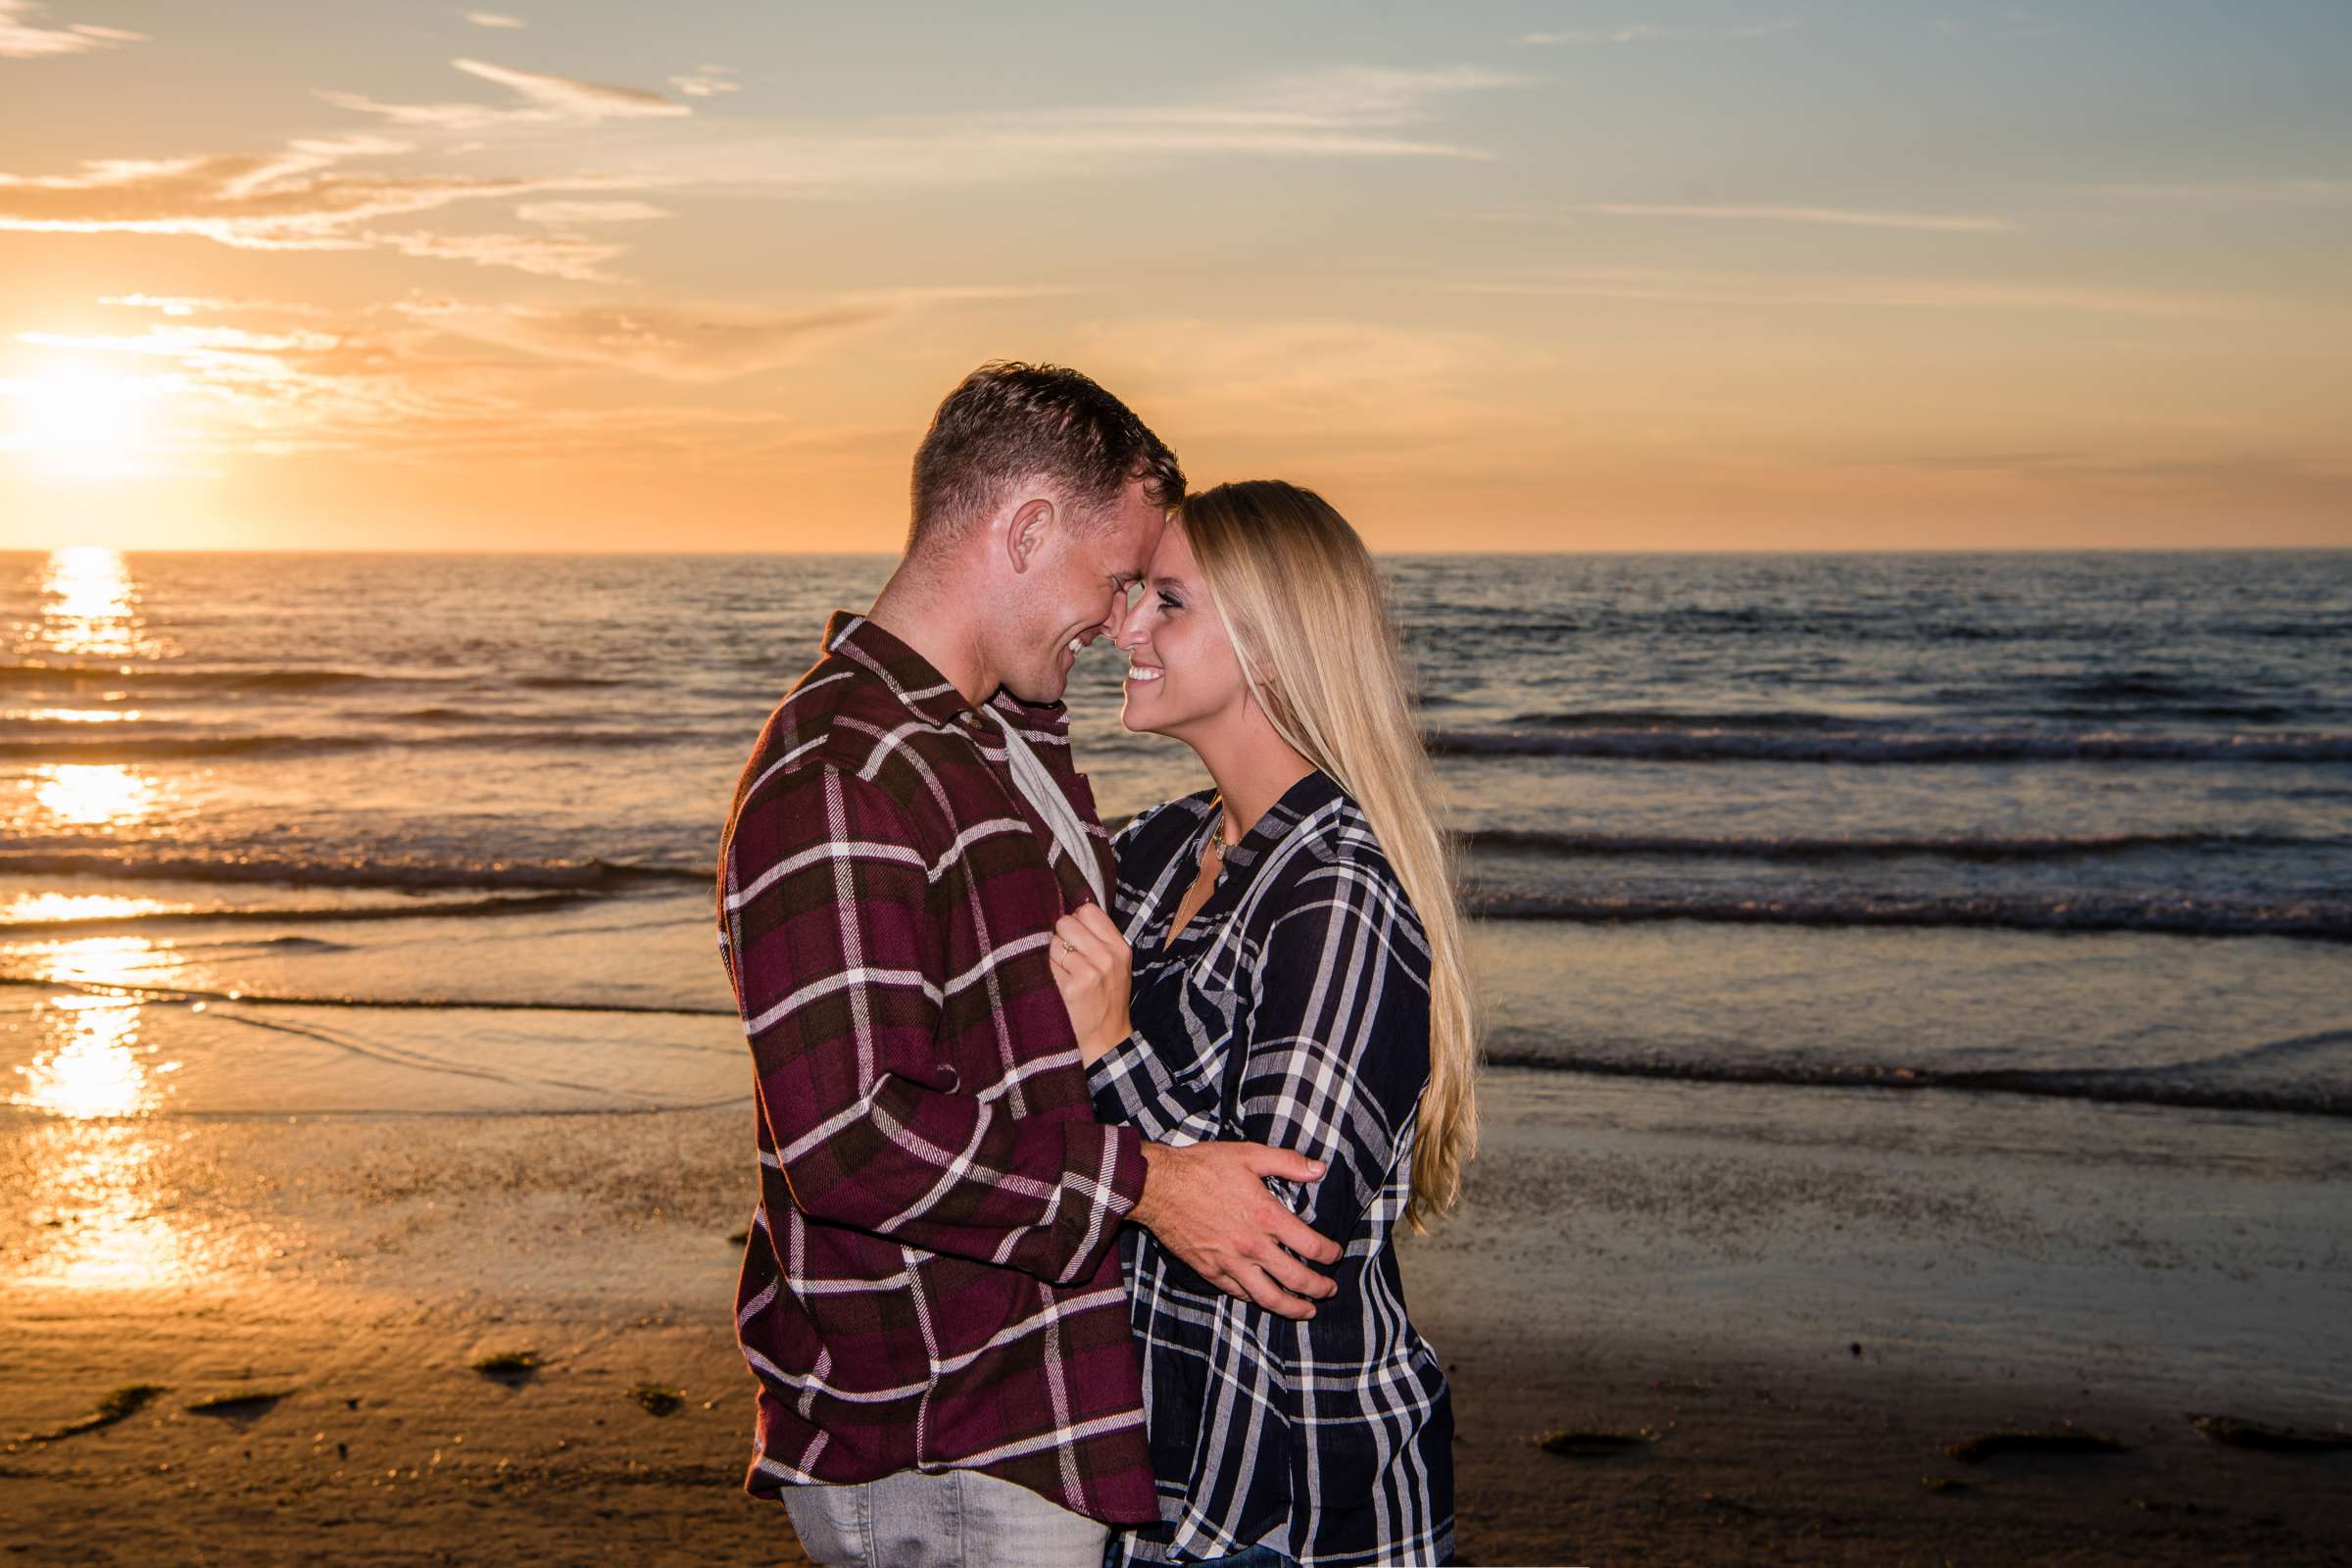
[4,547,2346,1124]
[7,544,2350,1410]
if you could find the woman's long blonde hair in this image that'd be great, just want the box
[1181,480,1478,1230]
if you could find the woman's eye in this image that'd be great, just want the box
[1157,592,1182,612]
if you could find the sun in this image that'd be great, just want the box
[2,363,165,478]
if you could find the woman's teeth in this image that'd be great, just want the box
[1126,664,1164,682]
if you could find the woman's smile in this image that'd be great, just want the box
[1115,523,1256,736]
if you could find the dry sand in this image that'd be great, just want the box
[4,1089,2347,1566]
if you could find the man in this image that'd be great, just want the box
[717,362,1343,1568]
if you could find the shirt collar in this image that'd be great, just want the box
[821,611,1073,741]
[1216,768,1345,874]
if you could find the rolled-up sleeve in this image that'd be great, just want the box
[1086,1026,1220,1144]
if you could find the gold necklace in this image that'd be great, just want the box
[1200,797,1238,870]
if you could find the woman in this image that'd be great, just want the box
[1049,480,1478,1568]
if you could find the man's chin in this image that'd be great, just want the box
[1002,669,1066,707]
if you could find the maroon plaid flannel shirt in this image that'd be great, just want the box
[717,612,1156,1524]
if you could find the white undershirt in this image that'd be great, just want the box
[984,707,1107,907]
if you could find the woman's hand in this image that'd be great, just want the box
[1050,902,1133,1067]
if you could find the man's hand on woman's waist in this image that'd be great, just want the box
[1132,1142,1342,1320]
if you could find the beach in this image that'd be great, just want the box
[7,0,2352,1550]
[7,1070,2349,1566]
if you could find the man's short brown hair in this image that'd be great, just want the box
[908,362,1184,550]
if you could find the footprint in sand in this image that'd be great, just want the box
[186,1391,291,1425]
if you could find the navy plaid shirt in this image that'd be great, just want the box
[1087,771,1454,1568]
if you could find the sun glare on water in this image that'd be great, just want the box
[30,762,158,827]
[28,546,163,661]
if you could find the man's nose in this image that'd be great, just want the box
[1100,589,1133,641]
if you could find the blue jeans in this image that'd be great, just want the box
[783,1468,1108,1568]
[1103,1544,1298,1568]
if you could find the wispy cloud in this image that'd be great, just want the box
[13,294,936,466]
[1521,20,1798,45]
[101,293,329,318]
[14,318,516,464]
[0,60,1515,282]
[463,10,525,26]
[393,299,892,380]
[1519,201,2019,234]
[658,64,1525,194]
[318,57,691,130]
[515,199,669,223]
[0,0,143,58]
[372,229,627,281]
[669,65,738,98]
[0,135,642,273]
[1232,64,1527,125]
[1453,267,2257,320]
[2091,177,2352,209]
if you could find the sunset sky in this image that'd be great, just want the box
[1,0,2346,552]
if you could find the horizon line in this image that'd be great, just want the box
[5,545,2347,559]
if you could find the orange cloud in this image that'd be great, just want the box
[372,229,627,282]
[392,299,890,380]
[514,199,670,223]
[13,291,932,471]
[99,294,329,318]
[0,136,645,273]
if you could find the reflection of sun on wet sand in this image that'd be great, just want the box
[14,995,155,1118]
[1,1108,817,1566]
[15,1121,230,1291]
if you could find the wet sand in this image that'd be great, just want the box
[5,1081,2348,1566]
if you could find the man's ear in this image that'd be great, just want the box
[1004,497,1054,575]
